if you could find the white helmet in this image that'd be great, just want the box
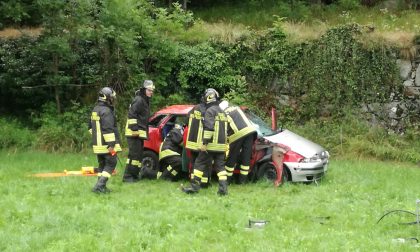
[219,100,229,111]
[143,80,155,90]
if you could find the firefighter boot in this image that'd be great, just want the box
[238,174,248,184]
[217,180,228,196]
[96,176,112,193]
[92,176,109,193]
[139,167,158,180]
[182,177,201,194]
[200,176,211,188]
[122,164,140,183]
[227,176,233,185]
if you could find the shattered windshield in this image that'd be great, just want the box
[243,110,276,137]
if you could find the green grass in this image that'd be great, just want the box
[1,151,420,251]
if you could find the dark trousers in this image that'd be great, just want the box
[193,151,226,185]
[160,155,183,181]
[190,151,199,169]
[189,150,209,183]
[123,137,144,179]
[97,153,117,176]
[225,133,254,176]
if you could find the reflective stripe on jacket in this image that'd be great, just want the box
[89,101,122,154]
[185,103,206,151]
[159,126,184,161]
[203,103,228,153]
[225,106,257,143]
[125,89,150,139]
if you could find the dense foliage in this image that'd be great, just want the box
[0,0,415,158]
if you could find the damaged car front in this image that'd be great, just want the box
[245,110,329,183]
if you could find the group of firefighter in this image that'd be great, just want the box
[89,80,257,196]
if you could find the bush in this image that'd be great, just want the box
[33,102,91,152]
[337,0,361,10]
[177,42,239,100]
[0,118,33,149]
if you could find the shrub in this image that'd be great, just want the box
[33,102,91,152]
[177,42,239,100]
[0,118,33,149]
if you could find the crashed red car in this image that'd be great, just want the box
[141,105,329,185]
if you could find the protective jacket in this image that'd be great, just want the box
[203,102,228,152]
[185,103,206,151]
[224,106,256,143]
[125,88,150,139]
[159,125,184,161]
[89,101,122,154]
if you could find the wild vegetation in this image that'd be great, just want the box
[0,0,419,162]
[1,2,420,250]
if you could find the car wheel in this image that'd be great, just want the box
[257,162,289,184]
[142,150,159,171]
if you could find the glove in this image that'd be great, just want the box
[108,146,116,156]
[200,144,207,152]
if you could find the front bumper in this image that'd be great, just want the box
[284,160,328,182]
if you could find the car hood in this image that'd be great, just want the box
[263,129,326,158]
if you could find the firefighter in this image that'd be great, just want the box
[159,123,186,181]
[122,80,155,183]
[183,88,229,195]
[140,123,186,181]
[89,87,122,193]
[185,97,210,186]
[219,100,257,184]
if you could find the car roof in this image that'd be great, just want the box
[155,104,194,115]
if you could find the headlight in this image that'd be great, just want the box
[300,155,322,163]
[300,151,329,163]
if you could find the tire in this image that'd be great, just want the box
[256,162,289,184]
[142,150,159,171]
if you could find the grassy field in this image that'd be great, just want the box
[1,150,420,251]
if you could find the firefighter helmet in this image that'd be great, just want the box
[204,88,219,104]
[143,80,155,91]
[98,87,116,105]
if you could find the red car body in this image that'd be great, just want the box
[141,105,329,186]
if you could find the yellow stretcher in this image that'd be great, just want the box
[32,166,117,178]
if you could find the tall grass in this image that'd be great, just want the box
[1,151,420,250]
[288,115,420,163]
[0,118,33,149]
[193,2,420,46]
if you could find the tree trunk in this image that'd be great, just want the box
[54,86,61,114]
[183,0,187,10]
[53,54,61,114]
